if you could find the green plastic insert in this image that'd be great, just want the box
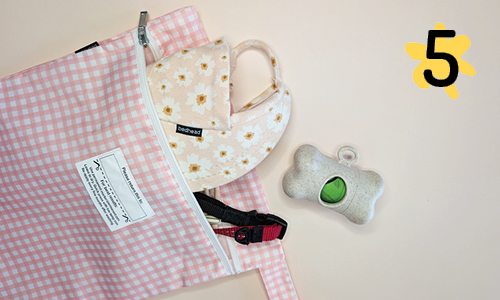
[320,177,346,203]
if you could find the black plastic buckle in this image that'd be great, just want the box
[234,226,266,245]
[246,211,288,240]
[235,227,252,245]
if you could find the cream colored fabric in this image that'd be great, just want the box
[148,38,291,192]
[147,38,231,130]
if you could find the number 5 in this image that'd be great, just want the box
[424,30,459,87]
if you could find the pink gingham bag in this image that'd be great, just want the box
[0,6,297,300]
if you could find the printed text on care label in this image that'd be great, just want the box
[76,148,155,231]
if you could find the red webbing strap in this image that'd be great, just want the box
[194,192,288,244]
[214,225,283,242]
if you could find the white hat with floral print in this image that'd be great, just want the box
[147,37,291,192]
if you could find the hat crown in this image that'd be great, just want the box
[147,38,232,130]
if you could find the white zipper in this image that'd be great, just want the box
[132,30,234,275]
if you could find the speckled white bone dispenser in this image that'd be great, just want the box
[282,144,384,224]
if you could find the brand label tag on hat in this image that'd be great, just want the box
[75,148,155,231]
[176,124,203,137]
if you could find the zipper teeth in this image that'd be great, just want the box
[132,30,234,275]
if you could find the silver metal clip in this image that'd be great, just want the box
[138,11,149,47]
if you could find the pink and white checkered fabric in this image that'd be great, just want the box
[260,261,297,300]
[0,6,297,300]
[220,170,298,300]
[219,170,285,271]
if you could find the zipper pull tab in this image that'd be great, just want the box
[138,11,149,47]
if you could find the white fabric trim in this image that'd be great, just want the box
[132,29,234,276]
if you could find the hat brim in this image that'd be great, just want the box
[162,86,291,192]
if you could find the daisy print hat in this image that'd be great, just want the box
[147,37,291,192]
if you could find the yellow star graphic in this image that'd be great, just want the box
[405,23,475,99]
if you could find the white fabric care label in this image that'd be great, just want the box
[75,148,155,231]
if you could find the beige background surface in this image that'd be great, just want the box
[1,1,499,299]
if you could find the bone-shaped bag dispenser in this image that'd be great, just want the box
[282,144,384,224]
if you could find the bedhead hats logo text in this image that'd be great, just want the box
[405,22,475,99]
[176,124,203,137]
